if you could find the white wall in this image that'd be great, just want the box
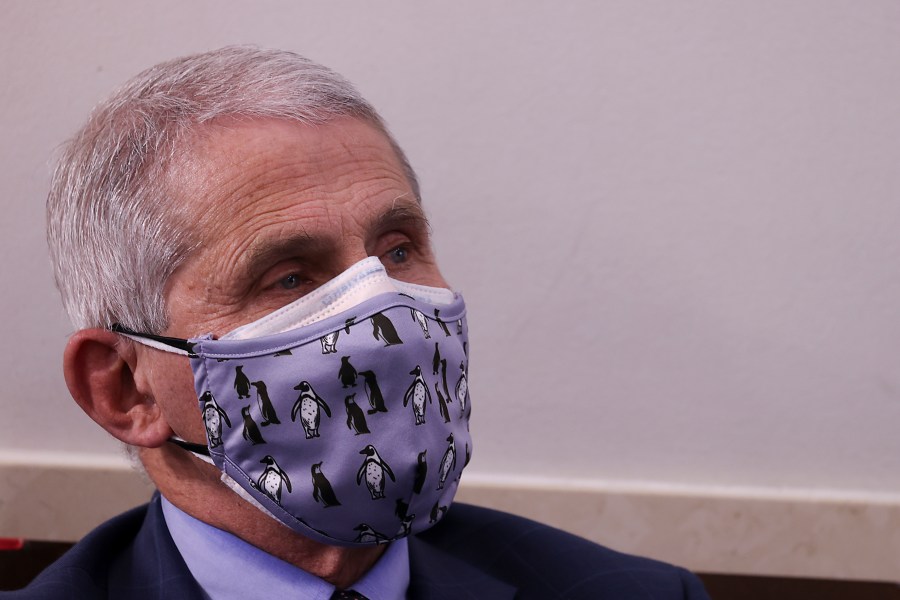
[2,0,899,515]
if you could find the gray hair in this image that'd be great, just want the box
[47,46,419,333]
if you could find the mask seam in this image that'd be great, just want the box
[199,354,228,462]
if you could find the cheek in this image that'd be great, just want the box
[146,352,205,439]
[387,257,449,289]
[414,264,450,289]
[163,255,251,338]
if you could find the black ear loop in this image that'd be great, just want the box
[111,324,208,455]
[110,323,199,357]
[168,437,211,457]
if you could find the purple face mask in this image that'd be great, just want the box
[115,258,472,547]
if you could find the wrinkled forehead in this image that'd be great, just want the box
[163,116,416,237]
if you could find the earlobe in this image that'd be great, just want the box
[63,329,172,447]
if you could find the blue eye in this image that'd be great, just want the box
[280,274,302,289]
[387,246,409,264]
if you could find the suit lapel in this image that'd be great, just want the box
[407,535,516,600]
[108,495,205,600]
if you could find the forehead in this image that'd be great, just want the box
[172,116,412,231]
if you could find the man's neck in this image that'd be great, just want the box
[140,445,385,588]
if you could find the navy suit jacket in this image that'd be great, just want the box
[3,496,709,599]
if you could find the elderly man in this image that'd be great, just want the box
[7,47,709,599]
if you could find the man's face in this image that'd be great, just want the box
[138,117,446,443]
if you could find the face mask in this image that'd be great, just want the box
[114,257,472,547]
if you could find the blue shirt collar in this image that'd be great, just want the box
[160,495,409,600]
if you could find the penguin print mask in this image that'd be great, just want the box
[114,257,472,547]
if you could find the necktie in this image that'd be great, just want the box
[330,590,369,600]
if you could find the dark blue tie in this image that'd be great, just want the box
[330,590,369,600]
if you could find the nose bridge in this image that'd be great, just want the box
[341,245,371,272]
[330,233,371,277]
[321,206,372,277]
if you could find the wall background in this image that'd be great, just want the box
[1,0,899,579]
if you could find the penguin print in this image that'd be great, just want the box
[320,330,339,354]
[439,359,452,402]
[411,308,430,339]
[338,356,358,388]
[310,462,340,507]
[456,319,463,335]
[434,309,451,336]
[396,514,415,539]
[435,382,451,424]
[455,361,469,416]
[432,342,441,376]
[344,316,356,333]
[344,394,370,435]
[403,366,432,425]
[234,365,251,399]
[356,444,395,500]
[394,500,415,538]
[370,312,403,346]
[359,370,387,414]
[251,380,280,426]
[412,450,428,494]
[255,455,292,505]
[395,498,411,520]
[274,349,293,357]
[240,406,266,445]
[291,381,331,439]
[464,442,472,468]
[201,391,231,448]
[437,434,457,490]
[429,502,448,524]
[353,523,390,545]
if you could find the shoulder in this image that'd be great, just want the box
[412,503,710,600]
[0,503,147,599]
[1,496,201,600]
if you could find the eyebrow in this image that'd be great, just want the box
[370,197,432,237]
[238,230,319,281]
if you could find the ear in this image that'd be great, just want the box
[63,328,172,447]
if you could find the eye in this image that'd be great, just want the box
[279,273,303,290]
[385,245,409,264]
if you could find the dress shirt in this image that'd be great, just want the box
[160,495,409,600]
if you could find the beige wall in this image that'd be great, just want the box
[1,1,899,578]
